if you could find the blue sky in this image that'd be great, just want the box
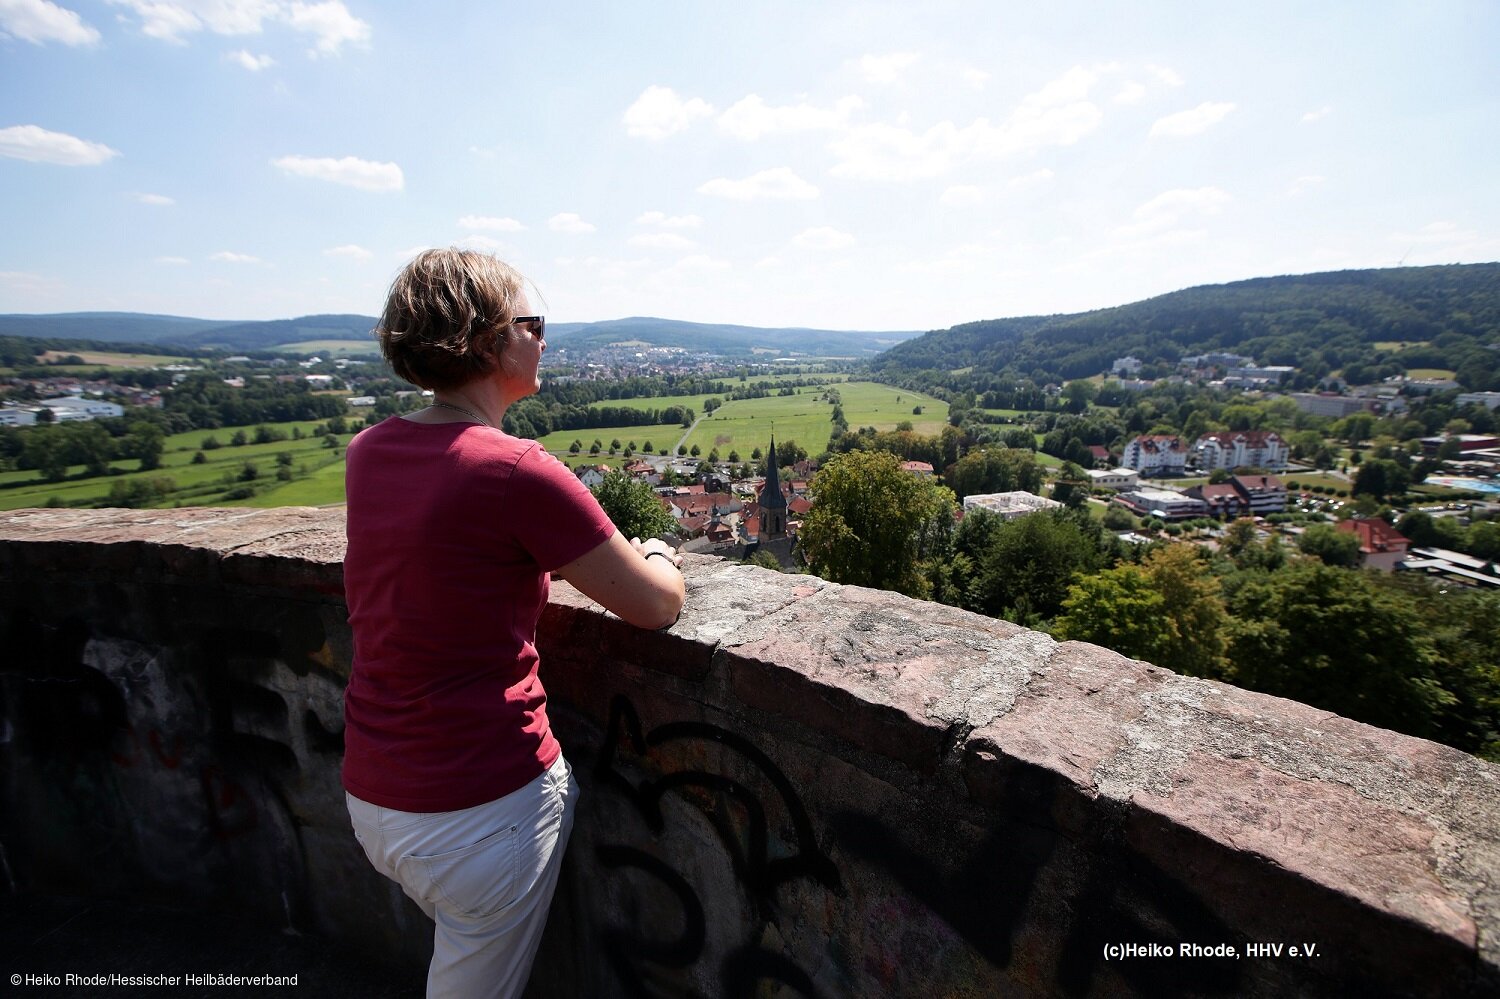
[1,1,1496,330]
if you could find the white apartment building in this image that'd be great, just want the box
[1120,435,1188,476]
[1192,430,1289,471]
[35,397,125,422]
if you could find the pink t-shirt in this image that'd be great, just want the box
[341,417,616,811]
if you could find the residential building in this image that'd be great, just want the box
[901,460,934,477]
[1114,488,1208,521]
[1231,474,1287,515]
[962,492,1063,520]
[1336,519,1410,572]
[1120,435,1188,476]
[1226,365,1295,386]
[1288,393,1379,418]
[1111,356,1142,376]
[1456,391,1500,410]
[1182,351,1253,369]
[1185,483,1248,519]
[1085,467,1139,491]
[1192,430,1289,471]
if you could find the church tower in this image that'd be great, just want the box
[757,434,788,542]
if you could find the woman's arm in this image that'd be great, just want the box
[553,531,685,630]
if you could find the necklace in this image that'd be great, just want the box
[430,400,493,428]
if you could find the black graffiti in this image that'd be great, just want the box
[593,694,836,997]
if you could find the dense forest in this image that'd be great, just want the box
[872,263,1500,392]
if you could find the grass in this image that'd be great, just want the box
[1406,368,1456,380]
[37,350,195,368]
[532,424,685,463]
[676,382,948,459]
[275,339,382,356]
[1374,341,1430,351]
[0,418,360,511]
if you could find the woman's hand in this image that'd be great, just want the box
[556,531,685,629]
[631,536,683,568]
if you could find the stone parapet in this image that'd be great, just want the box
[1,507,1496,996]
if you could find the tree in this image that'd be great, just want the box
[689,444,700,457]
[1352,458,1409,500]
[591,469,676,540]
[1139,544,1231,676]
[944,447,1042,499]
[1054,564,1169,662]
[1296,524,1361,567]
[1224,562,1450,739]
[569,439,582,453]
[126,421,164,471]
[799,450,957,599]
[969,511,1106,623]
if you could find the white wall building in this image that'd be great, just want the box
[1192,431,1289,471]
[36,397,125,422]
[1115,488,1208,521]
[1085,467,1140,491]
[1120,435,1188,476]
[962,491,1063,520]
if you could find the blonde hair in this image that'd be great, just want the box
[375,249,527,391]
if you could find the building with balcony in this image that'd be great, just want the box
[1120,435,1188,476]
[1192,430,1290,471]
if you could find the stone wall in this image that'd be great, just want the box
[1,507,1496,997]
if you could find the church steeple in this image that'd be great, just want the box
[758,432,788,541]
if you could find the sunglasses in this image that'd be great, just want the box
[510,315,545,339]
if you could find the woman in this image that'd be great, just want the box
[342,249,685,998]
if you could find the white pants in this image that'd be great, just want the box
[346,755,578,999]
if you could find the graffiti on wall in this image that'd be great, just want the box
[591,694,839,997]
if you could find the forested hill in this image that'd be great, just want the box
[0,312,918,358]
[872,263,1500,391]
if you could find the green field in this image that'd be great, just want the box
[277,339,382,356]
[1406,368,1457,380]
[38,350,196,368]
[532,424,685,462]
[680,382,947,459]
[0,418,358,511]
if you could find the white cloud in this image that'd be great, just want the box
[227,48,274,71]
[1112,81,1146,104]
[635,211,701,229]
[323,244,371,260]
[107,0,369,54]
[939,185,985,207]
[1149,101,1236,138]
[858,51,919,83]
[548,212,596,233]
[1118,186,1232,237]
[0,124,118,165]
[961,67,990,90]
[1388,221,1500,259]
[829,67,1101,182]
[697,166,819,201]
[455,234,509,252]
[1008,168,1055,189]
[131,192,175,205]
[622,85,714,139]
[1288,175,1324,197]
[0,270,65,294]
[458,215,524,231]
[210,250,260,263]
[271,154,404,191]
[1301,105,1334,123]
[628,232,696,250]
[717,94,863,140]
[154,256,190,264]
[0,0,99,45]
[791,227,856,251]
[1146,64,1184,87]
[285,1,369,55]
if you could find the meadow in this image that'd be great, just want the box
[0,419,354,511]
[680,382,948,459]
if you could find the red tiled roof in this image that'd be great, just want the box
[1337,518,1409,554]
